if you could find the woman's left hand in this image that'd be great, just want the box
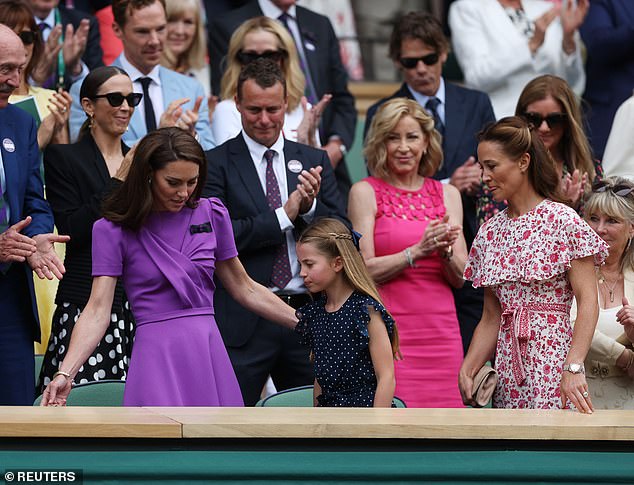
[47,90,73,127]
[560,0,589,37]
[176,96,203,137]
[616,297,634,341]
[561,169,586,209]
[560,370,593,413]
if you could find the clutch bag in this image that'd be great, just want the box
[472,365,498,408]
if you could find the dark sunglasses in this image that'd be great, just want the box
[18,30,37,45]
[237,49,287,65]
[92,92,143,107]
[592,180,634,197]
[523,112,567,129]
[399,53,440,69]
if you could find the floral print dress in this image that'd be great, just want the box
[464,200,608,409]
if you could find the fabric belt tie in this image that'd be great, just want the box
[501,302,567,386]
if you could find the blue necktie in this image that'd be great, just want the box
[425,97,445,137]
[138,77,157,132]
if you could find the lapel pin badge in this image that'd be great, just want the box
[287,159,303,173]
[2,138,15,153]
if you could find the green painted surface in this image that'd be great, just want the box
[0,451,631,484]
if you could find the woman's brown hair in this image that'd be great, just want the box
[0,0,43,82]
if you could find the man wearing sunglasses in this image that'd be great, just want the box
[67,0,214,149]
[0,25,69,405]
[364,12,496,354]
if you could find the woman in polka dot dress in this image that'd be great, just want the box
[295,218,400,407]
[38,67,137,392]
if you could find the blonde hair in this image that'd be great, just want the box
[221,16,304,112]
[298,218,400,358]
[584,176,634,272]
[364,97,443,180]
[161,0,206,72]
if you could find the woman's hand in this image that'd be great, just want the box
[617,297,634,341]
[31,25,63,85]
[560,370,593,413]
[561,169,586,209]
[458,366,477,407]
[528,6,559,55]
[40,374,72,406]
[410,215,458,261]
[296,94,331,147]
[114,144,137,182]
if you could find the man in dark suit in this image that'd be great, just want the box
[208,0,356,201]
[203,58,347,405]
[0,25,69,405]
[364,12,496,353]
[27,0,104,89]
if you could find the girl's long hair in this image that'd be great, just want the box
[298,218,400,358]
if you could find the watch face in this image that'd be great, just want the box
[569,363,582,373]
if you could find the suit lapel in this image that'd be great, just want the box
[295,8,319,92]
[284,140,302,197]
[84,135,110,183]
[230,134,268,208]
[0,111,20,223]
[443,83,467,173]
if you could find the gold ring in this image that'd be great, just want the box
[308,190,315,196]
[60,107,67,113]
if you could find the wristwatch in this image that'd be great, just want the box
[563,363,585,374]
[338,144,348,157]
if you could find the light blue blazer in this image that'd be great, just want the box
[68,56,215,149]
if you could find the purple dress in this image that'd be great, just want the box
[92,198,244,406]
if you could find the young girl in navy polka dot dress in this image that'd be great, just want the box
[295,218,400,407]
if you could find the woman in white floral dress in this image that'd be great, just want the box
[459,117,608,413]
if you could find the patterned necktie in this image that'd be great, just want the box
[264,149,292,289]
[425,96,445,137]
[278,12,318,104]
[138,77,157,132]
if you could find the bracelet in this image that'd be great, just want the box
[441,245,453,261]
[404,248,416,268]
[53,370,74,385]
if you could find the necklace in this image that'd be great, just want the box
[597,271,622,303]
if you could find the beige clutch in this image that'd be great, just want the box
[472,365,498,407]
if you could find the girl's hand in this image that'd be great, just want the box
[560,370,593,414]
[40,374,72,406]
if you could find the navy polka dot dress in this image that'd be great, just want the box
[296,292,395,407]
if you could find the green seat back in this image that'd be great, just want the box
[34,380,126,406]
[256,385,407,407]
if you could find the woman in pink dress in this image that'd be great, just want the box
[460,116,608,412]
[349,98,467,407]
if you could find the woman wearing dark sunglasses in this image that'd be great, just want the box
[0,0,72,149]
[38,66,139,394]
[212,16,330,148]
[570,177,634,409]
[477,75,601,225]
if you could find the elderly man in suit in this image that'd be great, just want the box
[203,58,347,406]
[208,0,356,201]
[0,24,69,405]
[68,0,214,149]
[364,12,496,353]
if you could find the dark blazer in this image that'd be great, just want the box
[58,5,104,88]
[0,106,54,341]
[43,134,126,308]
[208,1,357,162]
[580,0,634,159]
[364,81,495,245]
[202,133,347,346]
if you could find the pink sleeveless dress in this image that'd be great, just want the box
[366,177,463,407]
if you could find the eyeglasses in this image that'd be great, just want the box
[236,50,287,65]
[18,30,37,45]
[522,112,567,129]
[92,92,143,107]
[592,180,634,197]
[399,53,440,69]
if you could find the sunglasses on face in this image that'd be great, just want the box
[18,30,37,45]
[592,180,634,197]
[236,50,287,65]
[92,92,143,107]
[522,112,567,129]
[399,53,440,69]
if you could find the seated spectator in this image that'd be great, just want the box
[478,75,602,224]
[162,0,210,95]
[212,16,326,147]
[449,0,588,118]
[602,95,634,180]
[1,0,72,148]
[349,98,467,408]
[573,177,634,409]
[39,66,138,392]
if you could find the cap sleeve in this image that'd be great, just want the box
[92,218,125,277]
[207,197,238,262]
[294,302,317,347]
[355,294,395,350]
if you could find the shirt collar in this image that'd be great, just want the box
[35,9,56,27]
[242,130,285,165]
[407,77,446,107]
[259,0,297,19]
[119,53,162,86]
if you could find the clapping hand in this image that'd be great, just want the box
[0,217,37,263]
[561,169,586,209]
[62,19,90,76]
[27,232,70,280]
[529,6,559,55]
[617,297,634,342]
[296,94,331,147]
[449,156,481,196]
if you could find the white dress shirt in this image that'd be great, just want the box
[118,54,164,129]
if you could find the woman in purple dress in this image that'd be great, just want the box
[41,127,299,407]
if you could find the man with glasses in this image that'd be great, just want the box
[364,12,496,354]
[0,25,69,405]
[67,0,214,149]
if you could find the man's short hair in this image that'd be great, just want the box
[388,12,450,61]
[236,58,287,101]
[112,0,166,27]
